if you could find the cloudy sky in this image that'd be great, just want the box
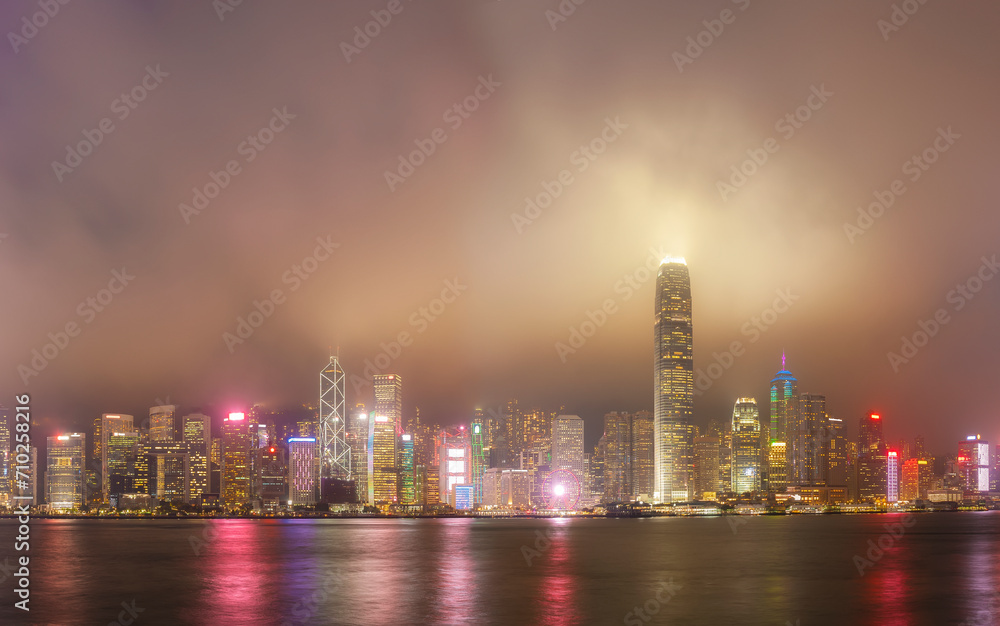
[3,1,999,453]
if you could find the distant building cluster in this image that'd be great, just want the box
[1,259,998,514]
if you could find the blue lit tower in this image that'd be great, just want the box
[769,353,798,485]
[654,257,694,503]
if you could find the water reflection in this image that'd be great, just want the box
[535,520,580,625]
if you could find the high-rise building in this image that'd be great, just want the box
[693,436,721,499]
[319,356,351,480]
[288,437,318,506]
[370,412,398,504]
[631,411,655,500]
[796,394,825,485]
[373,374,402,429]
[348,408,369,503]
[148,442,190,503]
[182,413,211,501]
[768,442,787,493]
[958,435,990,493]
[603,411,632,502]
[887,450,899,503]
[901,457,932,500]
[149,405,178,442]
[769,356,798,481]
[259,444,287,511]
[731,398,762,495]
[222,412,251,509]
[654,257,694,503]
[98,414,134,502]
[470,422,486,506]
[552,415,585,486]
[824,416,849,486]
[438,428,471,507]
[106,430,139,500]
[46,433,86,511]
[399,433,416,505]
[860,413,884,454]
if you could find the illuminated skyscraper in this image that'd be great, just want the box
[603,411,631,502]
[958,435,990,493]
[859,412,884,453]
[470,422,486,505]
[370,412,398,503]
[222,412,251,509]
[796,394,825,485]
[769,355,798,479]
[149,405,178,442]
[768,442,787,493]
[148,442,190,503]
[106,430,139,500]
[654,257,693,503]
[259,444,287,512]
[399,433,416,505]
[631,410,655,500]
[824,417,849,486]
[182,413,211,500]
[438,428,471,506]
[288,437,318,506]
[374,374,402,429]
[552,415,585,485]
[901,457,932,500]
[731,398,762,494]
[887,450,899,503]
[319,356,351,480]
[693,436,721,499]
[348,408,369,503]
[98,414,134,502]
[46,433,85,511]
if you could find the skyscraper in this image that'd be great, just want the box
[222,412,251,509]
[149,405,178,442]
[860,412,884,453]
[98,414,134,502]
[769,355,798,485]
[319,356,351,480]
[603,411,632,502]
[654,256,694,503]
[693,436,721,499]
[399,433,416,505]
[46,433,86,511]
[288,437,318,506]
[795,393,825,485]
[551,414,585,485]
[182,413,211,501]
[370,412,398,504]
[373,374,402,430]
[958,435,990,493]
[630,410,655,500]
[731,398,761,495]
[348,408,369,503]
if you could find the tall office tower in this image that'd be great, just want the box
[149,405,178,442]
[825,417,849,486]
[958,435,990,493]
[859,412,884,453]
[438,429,471,506]
[222,412,251,509]
[654,257,694,504]
[631,410,655,499]
[886,450,899,503]
[98,414,134,502]
[731,398,762,495]
[374,374,403,428]
[857,449,887,502]
[210,437,222,494]
[258,444,287,511]
[288,437,318,506]
[768,442,787,492]
[693,436,721,499]
[502,399,524,466]
[319,356,351,480]
[718,420,733,493]
[901,457,932,500]
[552,415,585,486]
[370,412,398,503]
[399,434,416,505]
[603,411,632,502]
[106,430,139,501]
[0,406,10,506]
[46,433,86,511]
[522,409,549,452]
[795,394,825,485]
[769,355,798,474]
[348,409,370,503]
[470,422,486,505]
[148,442,191,503]
[182,413,212,501]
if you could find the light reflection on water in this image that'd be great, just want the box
[1,512,997,625]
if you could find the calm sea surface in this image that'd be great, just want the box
[0,513,998,625]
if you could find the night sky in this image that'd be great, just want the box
[3,1,999,453]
